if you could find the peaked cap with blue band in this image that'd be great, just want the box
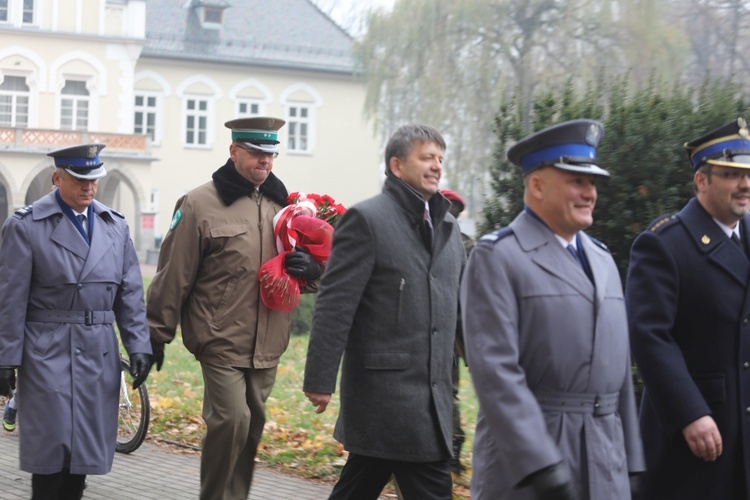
[685,117,750,170]
[507,119,609,177]
[48,143,107,180]
[225,116,285,154]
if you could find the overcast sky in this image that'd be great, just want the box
[312,0,396,36]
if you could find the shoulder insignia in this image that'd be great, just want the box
[647,213,678,234]
[588,235,610,253]
[14,205,32,218]
[478,227,514,245]
[169,208,182,231]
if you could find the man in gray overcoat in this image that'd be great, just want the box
[0,144,152,499]
[303,124,466,499]
[461,120,644,499]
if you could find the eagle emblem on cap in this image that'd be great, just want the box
[739,118,749,139]
[266,118,276,129]
[87,145,98,158]
[586,123,601,145]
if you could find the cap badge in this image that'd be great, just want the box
[701,235,710,245]
[87,145,98,159]
[586,123,601,145]
[739,118,749,139]
[266,118,275,129]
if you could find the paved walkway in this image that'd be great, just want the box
[0,431,341,499]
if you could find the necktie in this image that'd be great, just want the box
[732,232,742,248]
[77,214,88,237]
[423,209,433,248]
[567,244,582,268]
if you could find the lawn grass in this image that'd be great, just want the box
[139,278,477,496]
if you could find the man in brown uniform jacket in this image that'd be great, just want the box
[147,117,322,500]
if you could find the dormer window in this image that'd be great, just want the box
[190,0,230,30]
[203,6,222,23]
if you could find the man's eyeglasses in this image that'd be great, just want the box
[710,169,750,181]
[235,143,279,159]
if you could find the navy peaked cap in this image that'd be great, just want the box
[48,143,107,180]
[507,119,609,177]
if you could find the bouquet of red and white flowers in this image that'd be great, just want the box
[258,192,346,312]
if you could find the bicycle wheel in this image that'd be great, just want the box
[116,357,150,454]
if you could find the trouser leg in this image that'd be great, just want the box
[329,453,393,500]
[31,469,86,500]
[199,363,277,500]
[393,459,453,500]
[226,367,277,499]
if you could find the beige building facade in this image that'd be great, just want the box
[0,0,382,258]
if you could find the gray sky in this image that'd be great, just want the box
[312,0,396,36]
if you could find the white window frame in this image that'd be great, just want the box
[0,0,37,26]
[183,96,211,147]
[59,78,90,131]
[286,105,312,154]
[0,73,30,127]
[236,99,264,117]
[280,83,321,156]
[134,91,161,145]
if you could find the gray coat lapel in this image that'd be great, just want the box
[580,234,610,305]
[514,213,595,301]
[34,193,89,261]
[79,206,114,280]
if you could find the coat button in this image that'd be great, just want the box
[747,407,750,415]
[745,362,750,369]
[106,285,112,291]
[744,318,749,325]
[432,329,437,335]
[77,284,83,290]
[75,348,81,356]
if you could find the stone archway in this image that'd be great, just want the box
[24,167,55,205]
[96,167,145,254]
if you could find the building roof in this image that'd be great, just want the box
[143,0,355,74]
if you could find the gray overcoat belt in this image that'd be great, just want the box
[26,309,116,326]
[534,391,619,417]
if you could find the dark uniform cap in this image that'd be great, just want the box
[685,117,750,170]
[225,116,286,154]
[507,119,609,177]
[47,143,107,180]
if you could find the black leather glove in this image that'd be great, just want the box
[526,462,579,500]
[151,341,165,371]
[284,247,323,282]
[129,353,153,390]
[0,368,15,397]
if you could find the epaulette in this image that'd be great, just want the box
[14,205,32,218]
[588,235,610,253]
[110,208,125,219]
[477,227,514,245]
[647,213,678,234]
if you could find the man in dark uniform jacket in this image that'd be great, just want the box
[626,118,750,499]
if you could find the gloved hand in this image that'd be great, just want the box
[284,247,324,282]
[151,341,165,371]
[129,353,153,390]
[0,368,15,397]
[526,462,579,500]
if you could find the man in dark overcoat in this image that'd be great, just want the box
[627,118,750,499]
[303,124,466,499]
[0,144,152,499]
[461,120,644,499]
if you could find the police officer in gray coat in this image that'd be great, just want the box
[0,144,152,499]
[461,120,644,499]
[303,124,466,499]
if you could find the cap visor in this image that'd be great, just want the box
[706,157,750,169]
[552,162,610,177]
[65,166,107,180]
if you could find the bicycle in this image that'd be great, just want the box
[117,355,150,454]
